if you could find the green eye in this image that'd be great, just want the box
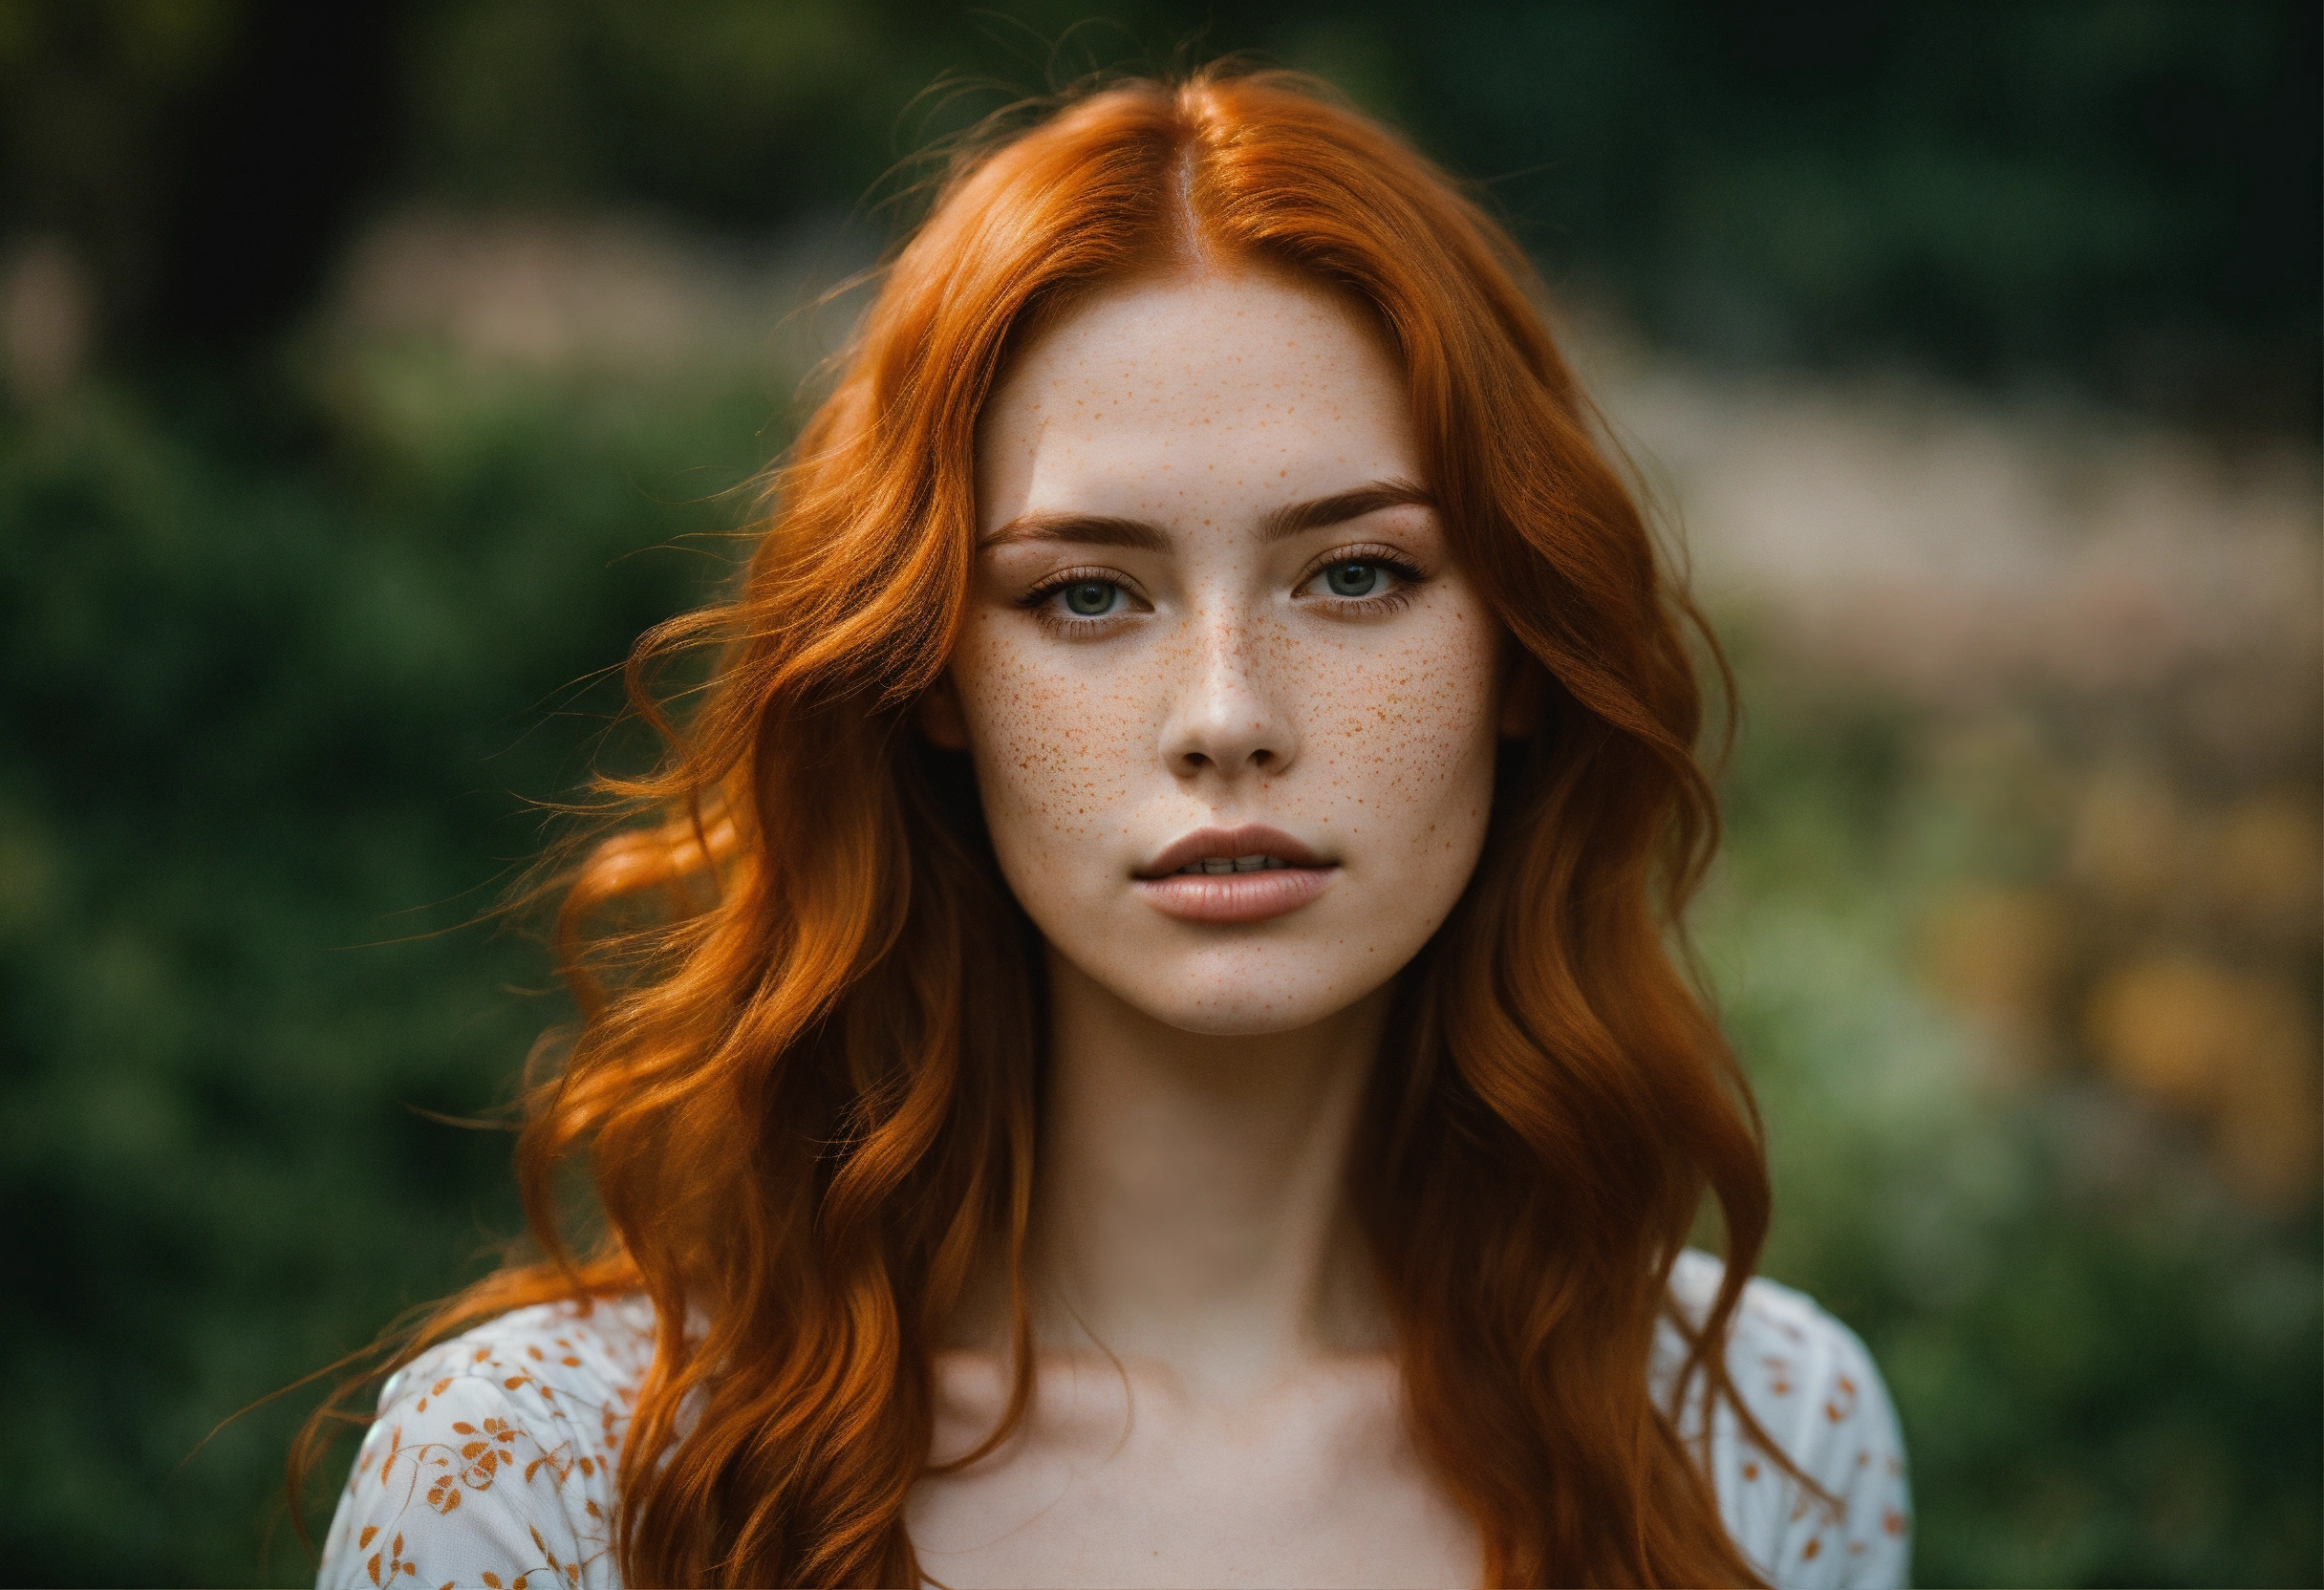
[1323,562,1381,597]
[1062,580,1119,616]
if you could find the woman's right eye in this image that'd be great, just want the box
[1056,579,1123,617]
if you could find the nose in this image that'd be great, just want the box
[1159,606,1298,780]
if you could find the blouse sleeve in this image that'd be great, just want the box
[315,1312,635,1590]
[1660,1254,1912,1590]
[1713,1278,1912,1589]
[1754,1305,1911,1589]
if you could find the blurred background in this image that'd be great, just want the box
[0,1,2315,1582]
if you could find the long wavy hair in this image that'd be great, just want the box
[294,66,1778,1587]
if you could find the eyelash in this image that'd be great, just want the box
[1020,566,1145,634]
[1295,543,1427,617]
[1018,545,1429,634]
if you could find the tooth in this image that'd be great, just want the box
[1264,856,1287,870]
[1203,858,1234,874]
[1234,855,1266,871]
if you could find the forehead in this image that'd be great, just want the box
[975,267,1418,528]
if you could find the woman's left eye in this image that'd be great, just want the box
[1299,550,1419,608]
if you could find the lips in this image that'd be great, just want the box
[1132,824,1336,923]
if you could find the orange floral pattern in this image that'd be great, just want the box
[317,1297,656,1590]
[319,1257,1908,1589]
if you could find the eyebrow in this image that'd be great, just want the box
[1259,478,1432,542]
[980,477,1432,550]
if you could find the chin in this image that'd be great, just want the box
[1085,943,1397,1038]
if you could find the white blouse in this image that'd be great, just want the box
[316,1251,1909,1588]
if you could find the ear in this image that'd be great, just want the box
[916,670,971,750]
[1498,643,1547,739]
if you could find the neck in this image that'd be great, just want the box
[1016,948,1394,1403]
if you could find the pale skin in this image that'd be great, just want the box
[910,264,1531,1588]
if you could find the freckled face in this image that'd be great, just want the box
[934,268,1505,1035]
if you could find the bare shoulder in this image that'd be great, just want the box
[316,1296,658,1590]
[1656,1251,1914,1590]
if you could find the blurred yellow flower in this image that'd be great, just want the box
[2084,956,2319,1208]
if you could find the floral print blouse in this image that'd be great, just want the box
[315,1251,1910,1588]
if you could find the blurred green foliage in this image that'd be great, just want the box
[3,0,2316,428]
[1706,675,2322,1585]
[1,2,2317,1585]
[0,362,772,1581]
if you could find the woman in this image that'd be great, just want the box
[306,67,1908,1588]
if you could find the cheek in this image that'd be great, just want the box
[1294,606,1502,843]
[948,622,1146,857]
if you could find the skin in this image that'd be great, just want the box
[908,264,1516,1587]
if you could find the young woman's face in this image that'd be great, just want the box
[930,266,1511,1035]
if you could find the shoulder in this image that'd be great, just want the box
[1653,1251,1913,1590]
[316,1296,658,1590]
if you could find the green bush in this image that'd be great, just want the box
[0,362,764,1582]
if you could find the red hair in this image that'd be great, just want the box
[296,67,1775,1586]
